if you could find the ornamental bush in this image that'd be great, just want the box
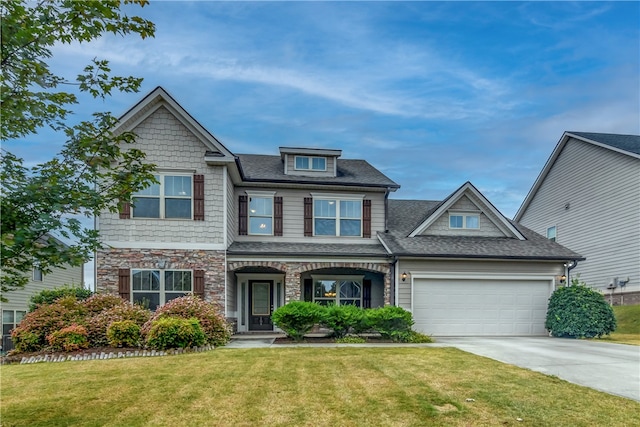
[12,296,86,352]
[546,281,616,338]
[47,324,89,352]
[107,320,142,348]
[85,301,151,347]
[145,317,206,350]
[272,301,325,342]
[141,295,232,347]
[28,286,93,311]
[321,304,365,338]
[367,306,414,342]
[83,293,129,315]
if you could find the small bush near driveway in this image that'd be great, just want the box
[546,281,616,338]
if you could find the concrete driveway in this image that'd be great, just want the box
[433,337,640,401]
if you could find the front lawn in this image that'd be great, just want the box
[595,304,640,345]
[2,348,639,426]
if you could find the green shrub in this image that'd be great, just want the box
[272,301,325,342]
[145,317,206,350]
[83,294,128,315]
[107,320,141,348]
[47,324,89,352]
[404,331,433,343]
[85,299,151,347]
[351,310,374,335]
[11,296,86,352]
[141,295,232,347]
[335,336,366,344]
[546,281,616,338]
[321,304,365,338]
[28,286,93,311]
[368,306,414,342]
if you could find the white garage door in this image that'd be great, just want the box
[412,278,552,336]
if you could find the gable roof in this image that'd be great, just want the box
[236,154,400,189]
[379,199,583,261]
[514,131,640,221]
[112,86,236,162]
[408,182,525,240]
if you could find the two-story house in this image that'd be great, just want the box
[515,131,640,305]
[96,87,582,336]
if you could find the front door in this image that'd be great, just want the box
[249,280,274,331]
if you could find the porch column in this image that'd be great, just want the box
[284,269,301,303]
[383,270,392,306]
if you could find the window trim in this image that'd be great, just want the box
[547,226,557,242]
[311,194,364,237]
[246,191,276,236]
[310,275,364,306]
[132,173,194,220]
[449,212,480,230]
[130,269,193,309]
[294,155,327,171]
[2,309,26,336]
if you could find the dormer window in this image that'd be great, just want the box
[295,156,326,171]
[450,214,479,229]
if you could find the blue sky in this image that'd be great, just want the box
[7,1,640,220]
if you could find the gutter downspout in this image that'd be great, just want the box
[223,165,228,318]
[565,259,579,286]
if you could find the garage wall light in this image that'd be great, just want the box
[401,272,407,282]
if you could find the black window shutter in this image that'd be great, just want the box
[119,201,131,219]
[363,279,372,308]
[303,278,313,302]
[118,268,131,301]
[194,270,205,298]
[274,196,283,236]
[239,195,248,235]
[193,174,205,220]
[363,199,371,238]
[304,197,313,237]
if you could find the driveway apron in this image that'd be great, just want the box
[433,337,640,401]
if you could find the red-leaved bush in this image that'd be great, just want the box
[47,324,89,352]
[141,295,232,347]
[11,296,86,352]
[83,294,129,315]
[85,302,151,347]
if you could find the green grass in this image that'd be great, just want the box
[595,304,640,345]
[2,348,639,426]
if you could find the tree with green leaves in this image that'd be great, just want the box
[1,0,158,301]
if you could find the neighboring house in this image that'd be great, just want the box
[1,261,83,351]
[515,132,640,304]
[96,87,582,336]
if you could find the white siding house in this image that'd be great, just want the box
[515,132,640,298]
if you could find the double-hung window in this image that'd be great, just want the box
[314,198,362,236]
[33,267,43,281]
[312,277,363,306]
[249,196,273,235]
[133,174,192,219]
[295,156,326,171]
[2,310,26,336]
[449,213,479,229]
[547,226,557,242]
[131,269,192,310]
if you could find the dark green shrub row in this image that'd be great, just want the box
[28,286,93,312]
[11,294,231,353]
[272,302,431,343]
[546,281,616,338]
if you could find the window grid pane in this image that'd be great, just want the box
[165,198,191,218]
[312,157,326,170]
[466,215,479,229]
[295,156,309,169]
[450,215,463,228]
[164,176,192,197]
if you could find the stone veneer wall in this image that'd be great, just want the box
[96,248,226,309]
[227,260,392,305]
[606,291,640,306]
